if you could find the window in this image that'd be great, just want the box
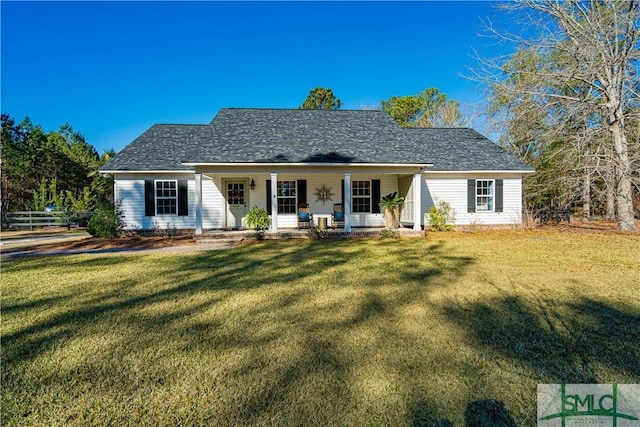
[156,180,177,214]
[352,180,371,213]
[277,180,296,214]
[476,180,494,212]
[227,182,245,206]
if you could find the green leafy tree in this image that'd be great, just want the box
[299,87,342,110]
[1,114,26,211]
[381,88,464,128]
[89,149,116,205]
[66,187,96,211]
[380,95,424,127]
[1,113,112,212]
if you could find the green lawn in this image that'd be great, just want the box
[2,230,639,426]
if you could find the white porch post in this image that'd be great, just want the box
[413,173,422,231]
[270,173,278,233]
[344,172,352,232]
[195,173,203,235]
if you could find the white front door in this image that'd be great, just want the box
[226,181,248,228]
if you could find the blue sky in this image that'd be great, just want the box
[2,1,513,153]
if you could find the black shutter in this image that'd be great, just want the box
[495,179,504,213]
[467,179,476,213]
[371,179,381,213]
[178,180,188,216]
[297,180,307,205]
[266,180,272,215]
[145,180,155,216]
[341,180,345,207]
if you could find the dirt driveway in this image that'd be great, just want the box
[1,228,199,258]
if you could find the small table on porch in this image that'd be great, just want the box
[314,214,331,230]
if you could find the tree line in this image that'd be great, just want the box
[474,0,640,231]
[1,114,114,212]
[6,0,640,233]
[302,2,640,231]
[300,86,466,128]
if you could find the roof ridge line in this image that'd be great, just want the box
[220,107,385,113]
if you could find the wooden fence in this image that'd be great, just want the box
[1,211,94,230]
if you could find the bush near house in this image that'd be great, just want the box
[86,203,124,238]
[428,199,456,231]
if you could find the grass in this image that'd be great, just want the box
[2,230,639,426]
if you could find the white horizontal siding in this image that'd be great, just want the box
[423,174,523,226]
[399,175,414,224]
[202,176,224,229]
[205,172,396,229]
[114,171,525,230]
[115,174,197,230]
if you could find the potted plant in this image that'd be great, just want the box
[379,192,405,229]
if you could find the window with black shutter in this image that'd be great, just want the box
[144,179,188,216]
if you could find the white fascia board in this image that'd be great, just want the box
[425,169,535,174]
[99,170,195,174]
[181,162,434,168]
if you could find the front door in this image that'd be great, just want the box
[226,181,247,228]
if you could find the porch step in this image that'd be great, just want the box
[194,227,424,243]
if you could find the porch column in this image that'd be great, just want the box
[413,173,422,231]
[195,173,203,235]
[344,172,352,232]
[270,173,278,233]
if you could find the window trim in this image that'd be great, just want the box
[155,179,178,215]
[475,179,495,213]
[352,180,372,213]
[276,180,297,214]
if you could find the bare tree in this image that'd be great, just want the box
[474,0,639,230]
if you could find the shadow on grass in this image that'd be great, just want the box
[411,399,516,427]
[3,253,130,273]
[1,295,70,315]
[441,296,640,383]
[464,399,518,427]
[3,239,480,426]
[3,241,347,363]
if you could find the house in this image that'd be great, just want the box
[99,108,534,234]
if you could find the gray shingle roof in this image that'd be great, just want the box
[99,124,210,171]
[189,108,411,164]
[100,108,534,172]
[404,128,534,171]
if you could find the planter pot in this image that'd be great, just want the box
[393,206,401,229]
[384,208,395,229]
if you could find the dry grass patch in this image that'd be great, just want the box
[2,230,639,426]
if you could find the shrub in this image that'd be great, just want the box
[428,199,456,231]
[163,222,177,240]
[246,206,270,240]
[87,203,124,238]
[380,229,400,239]
[306,227,327,239]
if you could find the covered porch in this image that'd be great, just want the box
[187,165,427,235]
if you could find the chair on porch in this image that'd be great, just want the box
[331,203,345,229]
[297,203,314,229]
